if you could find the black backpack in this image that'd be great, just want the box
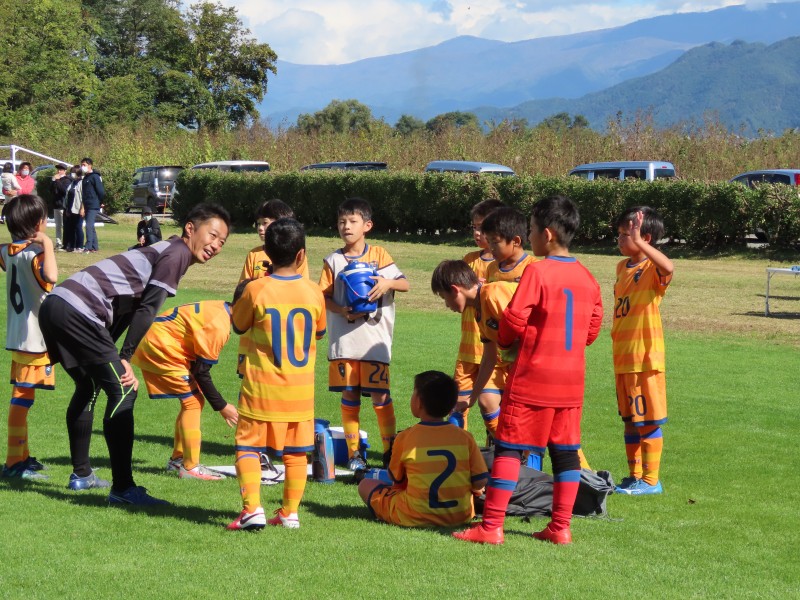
[474,449,615,518]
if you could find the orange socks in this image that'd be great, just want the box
[176,395,205,470]
[340,396,362,457]
[282,452,307,515]
[235,450,263,513]
[6,388,34,467]
[640,426,663,485]
[372,396,396,454]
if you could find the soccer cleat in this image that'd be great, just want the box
[452,524,504,545]
[108,485,170,506]
[619,479,663,496]
[614,476,639,493]
[532,524,572,545]
[1,461,48,480]
[68,470,110,490]
[24,456,46,471]
[347,451,367,473]
[166,456,183,472]
[226,508,266,531]
[179,464,225,480]
[267,508,300,529]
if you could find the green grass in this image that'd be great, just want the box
[1,218,799,598]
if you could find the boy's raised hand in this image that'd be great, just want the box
[627,210,645,245]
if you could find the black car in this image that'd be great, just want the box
[130,165,184,212]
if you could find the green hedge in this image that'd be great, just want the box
[168,170,800,248]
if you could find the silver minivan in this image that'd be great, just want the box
[424,160,515,176]
[569,161,676,181]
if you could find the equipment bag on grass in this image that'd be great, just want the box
[474,449,614,517]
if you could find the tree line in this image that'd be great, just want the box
[0,0,277,137]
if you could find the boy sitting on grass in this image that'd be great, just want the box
[359,371,489,528]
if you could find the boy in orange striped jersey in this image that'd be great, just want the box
[482,207,537,284]
[359,370,488,527]
[227,218,326,531]
[132,285,246,480]
[237,200,309,378]
[319,198,409,472]
[611,207,673,496]
[450,199,503,431]
[0,195,58,480]
[431,260,517,443]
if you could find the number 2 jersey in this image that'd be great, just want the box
[0,241,52,361]
[232,274,326,422]
[318,244,405,364]
[498,256,603,408]
[611,257,672,374]
[382,421,489,527]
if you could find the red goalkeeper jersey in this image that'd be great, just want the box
[498,256,603,408]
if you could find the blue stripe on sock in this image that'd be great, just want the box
[554,470,581,483]
[341,397,361,407]
[641,427,663,439]
[488,477,517,491]
[235,452,261,462]
[372,397,392,408]
[481,408,500,421]
[10,398,34,408]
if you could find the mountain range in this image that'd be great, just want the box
[259,2,800,133]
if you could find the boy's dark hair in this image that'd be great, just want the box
[256,199,294,221]
[414,370,458,419]
[2,162,13,173]
[264,218,305,268]
[531,195,580,249]
[480,206,527,242]
[56,164,67,171]
[232,278,255,305]
[3,194,48,240]
[430,260,479,295]
[614,206,665,243]
[80,157,93,165]
[182,203,232,237]
[470,199,505,222]
[19,162,32,171]
[338,197,372,222]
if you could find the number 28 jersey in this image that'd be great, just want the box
[232,274,327,422]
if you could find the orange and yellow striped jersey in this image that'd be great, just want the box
[457,250,495,364]
[478,281,518,366]
[132,300,231,376]
[384,421,488,527]
[611,257,672,373]
[239,245,310,281]
[232,274,326,422]
[486,253,537,283]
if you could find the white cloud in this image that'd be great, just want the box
[220,0,770,64]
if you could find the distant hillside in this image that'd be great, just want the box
[259,2,800,127]
[477,38,800,135]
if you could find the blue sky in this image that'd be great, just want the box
[222,0,778,64]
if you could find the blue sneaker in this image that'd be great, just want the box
[108,485,170,506]
[68,471,111,490]
[347,451,367,473]
[619,479,663,496]
[614,476,639,494]
[1,461,48,480]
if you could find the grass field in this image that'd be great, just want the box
[1,216,798,599]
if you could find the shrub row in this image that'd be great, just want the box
[171,170,800,248]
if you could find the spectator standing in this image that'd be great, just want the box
[16,163,35,196]
[79,158,104,253]
[51,164,70,250]
[1,163,21,223]
[63,166,85,253]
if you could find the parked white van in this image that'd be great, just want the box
[569,161,676,181]
[425,160,515,176]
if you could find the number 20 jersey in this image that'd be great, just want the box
[232,274,327,422]
[0,241,52,353]
[611,257,672,374]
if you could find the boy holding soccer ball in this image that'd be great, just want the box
[318,198,409,472]
[611,206,673,496]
